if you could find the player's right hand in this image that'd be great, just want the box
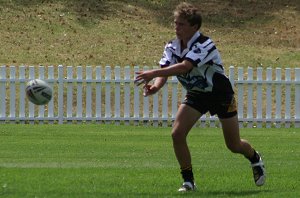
[143,84,159,97]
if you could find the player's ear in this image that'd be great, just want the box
[192,24,199,31]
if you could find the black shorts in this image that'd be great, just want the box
[182,92,237,119]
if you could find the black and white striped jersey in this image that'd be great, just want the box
[159,31,227,93]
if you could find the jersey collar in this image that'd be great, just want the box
[186,31,201,49]
[175,31,200,56]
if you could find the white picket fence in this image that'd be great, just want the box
[0,65,300,128]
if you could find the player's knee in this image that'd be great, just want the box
[171,130,186,143]
[226,143,242,154]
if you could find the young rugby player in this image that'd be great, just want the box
[135,2,266,192]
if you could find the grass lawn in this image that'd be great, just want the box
[0,0,299,68]
[0,125,299,197]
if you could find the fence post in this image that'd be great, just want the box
[295,68,300,128]
[66,66,73,123]
[114,66,121,125]
[275,68,282,128]
[124,66,130,125]
[133,66,140,125]
[48,66,55,124]
[237,67,244,128]
[153,92,159,127]
[28,66,35,124]
[0,66,6,123]
[143,66,150,125]
[105,66,112,124]
[76,66,83,123]
[19,66,26,123]
[161,81,168,127]
[9,66,16,122]
[95,66,102,123]
[266,68,272,128]
[58,65,64,124]
[86,66,93,122]
[38,66,45,124]
[256,67,263,128]
[285,68,291,128]
[247,67,253,128]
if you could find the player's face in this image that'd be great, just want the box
[174,16,197,42]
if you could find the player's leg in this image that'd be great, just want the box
[219,115,253,156]
[219,115,266,186]
[172,104,202,191]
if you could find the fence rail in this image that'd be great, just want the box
[0,65,299,128]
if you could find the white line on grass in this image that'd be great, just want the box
[0,162,172,169]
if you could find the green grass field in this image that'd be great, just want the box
[0,125,299,197]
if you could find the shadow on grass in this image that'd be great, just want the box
[2,0,299,28]
[200,189,272,197]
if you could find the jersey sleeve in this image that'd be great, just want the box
[185,41,220,67]
[159,42,175,68]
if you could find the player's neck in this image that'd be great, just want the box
[180,40,188,51]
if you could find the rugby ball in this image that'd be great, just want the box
[26,79,52,105]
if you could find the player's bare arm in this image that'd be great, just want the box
[135,60,193,86]
[143,77,167,97]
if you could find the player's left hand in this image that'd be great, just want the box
[134,71,155,86]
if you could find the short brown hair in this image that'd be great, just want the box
[174,2,202,30]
